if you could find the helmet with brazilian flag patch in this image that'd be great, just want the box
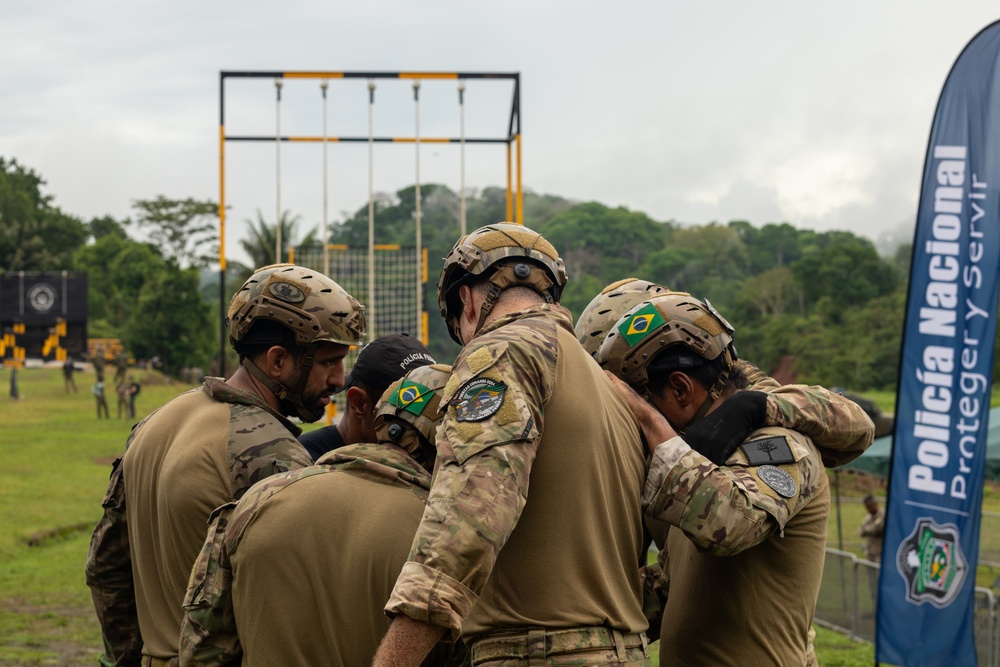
[596,291,737,393]
[437,223,568,343]
[374,363,452,467]
[575,278,669,358]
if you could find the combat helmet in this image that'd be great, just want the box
[374,363,452,469]
[437,223,568,343]
[227,263,366,421]
[575,278,669,358]
[597,291,738,423]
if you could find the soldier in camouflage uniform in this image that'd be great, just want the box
[576,277,875,469]
[375,224,651,667]
[85,264,365,667]
[599,292,873,666]
[178,363,458,667]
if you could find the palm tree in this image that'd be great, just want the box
[239,210,319,268]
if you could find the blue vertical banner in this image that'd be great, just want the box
[877,20,1000,667]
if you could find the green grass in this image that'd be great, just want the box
[855,386,1000,414]
[2,367,880,665]
[0,366,196,665]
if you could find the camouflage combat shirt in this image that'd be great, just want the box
[644,424,829,666]
[85,377,312,665]
[738,362,875,468]
[385,304,648,640]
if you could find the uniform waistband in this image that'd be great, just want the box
[140,656,177,667]
[472,626,647,664]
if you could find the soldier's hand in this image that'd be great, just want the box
[604,371,676,455]
[683,390,768,465]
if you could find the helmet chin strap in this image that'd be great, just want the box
[241,343,322,422]
[676,347,736,436]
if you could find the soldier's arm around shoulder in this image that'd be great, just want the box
[645,427,825,557]
[179,503,241,667]
[743,364,875,467]
[85,456,142,666]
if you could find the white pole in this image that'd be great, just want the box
[458,81,467,236]
[367,80,376,342]
[413,80,422,341]
[321,80,330,276]
[275,79,283,264]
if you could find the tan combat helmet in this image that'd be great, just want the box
[228,263,366,349]
[374,363,452,469]
[597,292,738,418]
[437,223,568,343]
[227,263,366,421]
[575,278,669,358]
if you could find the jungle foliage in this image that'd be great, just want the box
[2,154,938,389]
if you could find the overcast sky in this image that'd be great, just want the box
[3,2,998,264]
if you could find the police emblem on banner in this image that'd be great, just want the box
[618,303,666,347]
[896,517,968,608]
[450,378,506,422]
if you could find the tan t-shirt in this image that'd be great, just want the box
[231,447,431,666]
[123,380,310,660]
[387,305,649,639]
[651,427,830,666]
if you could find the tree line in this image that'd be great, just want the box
[1,154,963,391]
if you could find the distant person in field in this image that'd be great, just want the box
[127,376,141,419]
[63,357,78,393]
[92,380,110,419]
[115,379,131,419]
[85,264,365,667]
[92,346,107,382]
[114,349,129,384]
[860,494,886,562]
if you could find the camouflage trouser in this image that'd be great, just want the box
[140,656,178,667]
[471,627,651,666]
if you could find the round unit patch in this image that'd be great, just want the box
[267,281,306,303]
[451,378,507,422]
[757,465,797,498]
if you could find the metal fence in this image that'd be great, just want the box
[816,548,999,665]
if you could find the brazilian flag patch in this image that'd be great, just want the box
[618,303,666,347]
[389,379,433,416]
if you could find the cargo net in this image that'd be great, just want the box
[293,245,424,422]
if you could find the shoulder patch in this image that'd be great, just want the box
[758,465,797,498]
[450,378,507,422]
[465,345,495,374]
[740,436,794,466]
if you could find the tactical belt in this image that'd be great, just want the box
[140,656,176,667]
[471,626,648,665]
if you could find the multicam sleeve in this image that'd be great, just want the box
[757,382,875,467]
[643,430,825,558]
[85,457,142,666]
[385,335,554,637]
[228,406,313,499]
[179,503,240,667]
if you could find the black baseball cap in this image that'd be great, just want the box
[339,333,436,395]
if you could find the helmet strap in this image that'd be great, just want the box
[678,347,735,435]
[241,355,290,401]
[473,263,556,338]
[241,343,322,422]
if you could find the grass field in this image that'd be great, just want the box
[1,367,885,665]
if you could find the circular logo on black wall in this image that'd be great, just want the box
[28,283,56,313]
